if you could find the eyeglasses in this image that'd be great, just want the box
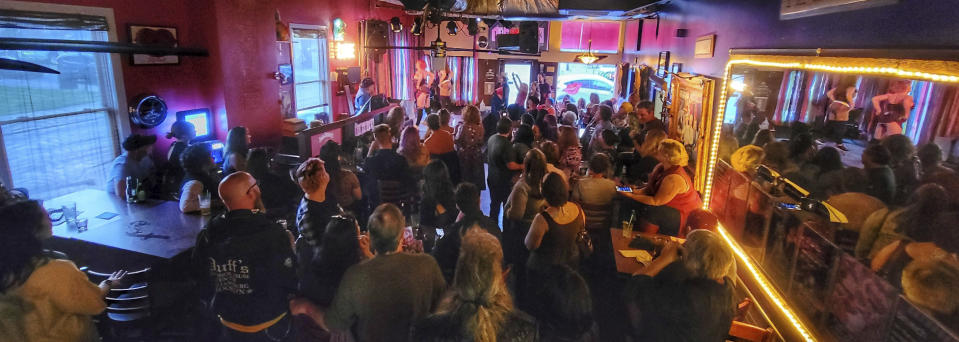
[246,181,259,194]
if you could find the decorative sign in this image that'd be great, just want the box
[129,25,179,65]
[354,118,374,136]
[694,34,715,58]
[781,0,898,20]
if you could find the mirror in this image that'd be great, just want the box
[709,56,959,341]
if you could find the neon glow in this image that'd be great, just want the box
[702,55,959,342]
[334,42,355,60]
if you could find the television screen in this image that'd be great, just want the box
[184,113,209,137]
[176,108,213,140]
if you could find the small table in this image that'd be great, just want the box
[44,189,207,260]
[609,228,685,275]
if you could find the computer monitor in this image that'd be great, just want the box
[176,108,213,141]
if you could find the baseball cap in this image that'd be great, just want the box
[122,134,157,151]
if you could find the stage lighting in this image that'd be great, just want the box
[389,17,403,33]
[446,21,458,36]
[466,19,478,36]
[411,17,423,36]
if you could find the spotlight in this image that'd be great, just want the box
[411,17,423,36]
[389,17,402,33]
[446,21,458,36]
[466,19,478,36]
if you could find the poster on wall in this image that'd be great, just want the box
[129,25,179,65]
[668,74,713,192]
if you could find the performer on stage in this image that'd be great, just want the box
[413,60,434,126]
[511,73,528,106]
[438,64,452,111]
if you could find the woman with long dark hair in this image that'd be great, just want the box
[178,143,220,213]
[1,200,125,341]
[293,215,372,340]
[223,126,251,174]
[421,159,459,228]
[455,106,486,190]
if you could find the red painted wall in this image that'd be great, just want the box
[28,0,409,156]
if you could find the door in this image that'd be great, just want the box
[502,60,532,105]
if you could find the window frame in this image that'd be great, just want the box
[0,0,126,188]
[289,23,332,121]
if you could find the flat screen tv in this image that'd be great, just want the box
[176,108,213,141]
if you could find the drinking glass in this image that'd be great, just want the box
[198,192,212,216]
[62,201,78,223]
[76,218,89,233]
[622,220,633,238]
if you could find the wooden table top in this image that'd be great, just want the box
[44,189,208,259]
[610,228,685,275]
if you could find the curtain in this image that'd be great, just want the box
[444,56,477,104]
[389,30,416,101]
[772,70,805,124]
[903,81,951,143]
[0,9,108,31]
[935,88,959,138]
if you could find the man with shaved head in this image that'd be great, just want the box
[193,172,297,341]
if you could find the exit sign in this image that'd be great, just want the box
[781,0,897,19]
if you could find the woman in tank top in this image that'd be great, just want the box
[525,172,586,271]
[619,139,702,237]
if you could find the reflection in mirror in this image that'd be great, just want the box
[712,61,959,339]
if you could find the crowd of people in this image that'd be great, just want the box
[0,84,745,342]
[725,123,959,328]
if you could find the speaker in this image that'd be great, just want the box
[518,21,538,54]
[366,20,389,63]
[496,34,519,49]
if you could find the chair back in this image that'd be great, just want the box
[728,321,774,342]
[86,268,152,323]
[580,202,613,231]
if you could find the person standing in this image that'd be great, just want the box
[825,79,857,151]
[487,117,524,224]
[455,106,487,190]
[193,172,297,341]
[413,60,434,126]
[871,80,915,140]
[294,204,447,342]
[223,126,251,175]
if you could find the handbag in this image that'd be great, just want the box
[576,225,594,259]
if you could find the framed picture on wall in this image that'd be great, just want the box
[129,25,179,65]
[695,34,716,58]
[657,51,670,78]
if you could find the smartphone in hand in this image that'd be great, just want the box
[616,186,633,193]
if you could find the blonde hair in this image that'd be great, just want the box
[439,228,513,342]
[902,259,959,315]
[731,145,765,173]
[296,158,326,193]
[659,139,689,167]
[463,105,482,125]
[638,129,667,157]
[683,229,736,280]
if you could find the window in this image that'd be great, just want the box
[559,21,621,53]
[555,63,618,104]
[0,6,122,199]
[291,26,331,125]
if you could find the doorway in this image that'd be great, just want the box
[502,60,532,105]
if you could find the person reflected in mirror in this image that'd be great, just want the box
[825,77,858,151]
[862,143,897,204]
[871,79,915,140]
[881,134,920,205]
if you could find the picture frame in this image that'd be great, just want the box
[694,34,716,58]
[128,25,179,65]
[657,51,670,78]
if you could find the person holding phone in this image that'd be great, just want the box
[619,139,702,237]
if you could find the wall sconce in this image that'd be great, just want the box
[334,42,355,60]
